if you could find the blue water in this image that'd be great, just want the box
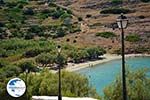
[77,56,150,96]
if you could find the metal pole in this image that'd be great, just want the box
[121,21,127,100]
[58,52,62,100]
[25,71,28,100]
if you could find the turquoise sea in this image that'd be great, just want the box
[77,56,150,95]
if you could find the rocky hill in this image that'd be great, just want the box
[0,0,150,54]
[55,0,150,54]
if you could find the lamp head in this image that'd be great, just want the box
[116,13,128,29]
[57,45,61,53]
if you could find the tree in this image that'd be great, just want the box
[0,0,4,4]
[86,47,106,60]
[18,61,38,72]
[69,50,88,63]
[104,68,150,100]
[18,70,101,99]
[36,53,56,67]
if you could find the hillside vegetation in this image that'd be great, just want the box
[0,0,150,99]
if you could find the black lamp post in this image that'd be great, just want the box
[57,45,62,100]
[25,69,29,100]
[116,13,128,100]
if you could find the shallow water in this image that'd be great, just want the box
[77,56,150,95]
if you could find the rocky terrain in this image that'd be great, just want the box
[55,0,150,54]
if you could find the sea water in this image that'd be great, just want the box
[78,56,150,96]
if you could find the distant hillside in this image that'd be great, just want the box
[0,0,80,39]
[55,0,150,54]
[0,0,150,54]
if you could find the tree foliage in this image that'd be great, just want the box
[0,70,100,100]
[104,68,150,100]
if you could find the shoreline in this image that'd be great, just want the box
[65,54,150,72]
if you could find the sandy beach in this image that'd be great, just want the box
[65,54,150,72]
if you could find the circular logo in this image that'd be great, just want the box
[7,78,26,97]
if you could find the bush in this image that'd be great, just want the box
[28,25,43,34]
[104,68,150,100]
[60,13,72,19]
[100,8,131,14]
[56,27,66,37]
[23,8,34,15]
[86,47,106,59]
[125,34,141,42]
[23,48,41,58]
[24,32,35,39]
[140,0,150,2]
[0,22,5,27]
[78,17,83,21]
[96,32,116,38]
[10,70,100,99]
[0,49,8,57]
[138,15,145,19]
[0,65,21,78]
[52,9,65,19]
[111,0,123,4]
[86,14,92,18]
[66,9,72,14]
[36,53,56,67]
[18,61,37,72]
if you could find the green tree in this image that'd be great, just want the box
[18,61,38,72]
[69,49,88,63]
[36,53,56,67]
[19,70,100,99]
[104,68,150,100]
[86,47,106,60]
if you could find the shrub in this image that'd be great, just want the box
[16,3,24,9]
[9,70,100,99]
[78,17,83,21]
[86,47,106,59]
[60,13,72,19]
[96,32,116,38]
[23,8,34,15]
[86,14,92,18]
[36,53,56,67]
[23,48,41,58]
[28,25,43,34]
[0,22,5,27]
[24,32,35,39]
[125,34,141,42]
[140,0,150,2]
[111,0,123,4]
[104,68,150,100]
[5,2,18,8]
[138,15,145,19]
[0,0,4,4]
[0,65,21,78]
[52,9,65,19]
[100,8,131,14]
[18,61,37,72]
[66,9,72,14]
[0,49,8,57]
[56,27,66,37]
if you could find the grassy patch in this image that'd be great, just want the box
[100,8,132,14]
[125,34,141,42]
[96,32,116,38]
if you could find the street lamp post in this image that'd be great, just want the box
[57,45,62,100]
[116,13,128,100]
[25,69,29,100]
